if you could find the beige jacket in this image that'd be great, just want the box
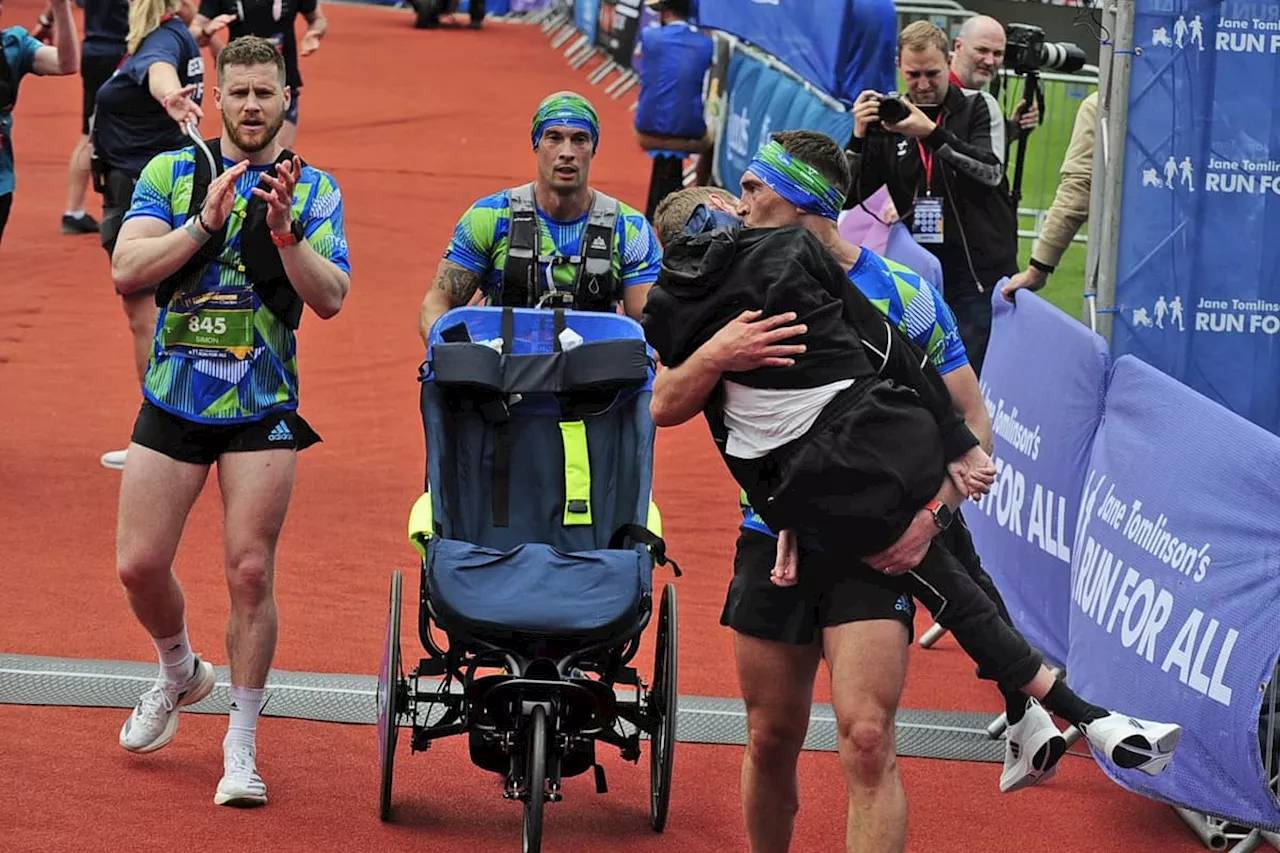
[1032,91,1097,269]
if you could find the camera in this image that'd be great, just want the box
[878,92,911,125]
[1004,23,1087,74]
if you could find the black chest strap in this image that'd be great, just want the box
[155,139,307,330]
[500,183,622,312]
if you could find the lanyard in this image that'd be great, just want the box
[914,108,945,196]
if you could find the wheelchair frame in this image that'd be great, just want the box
[377,544,679,853]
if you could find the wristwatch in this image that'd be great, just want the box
[271,219,304,248]
[925,499,954,532]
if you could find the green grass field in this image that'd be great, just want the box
[1000,75,1096,323]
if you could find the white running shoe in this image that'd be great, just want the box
[1080,712,1183,776]
[101,449,128,470]
[1000,698,1068,793]
[119,657,216,754]
[215,744,268,807]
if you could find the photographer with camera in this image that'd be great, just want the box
[949,16,1038,144]
[846,20,1017,376]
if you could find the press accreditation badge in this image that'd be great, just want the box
[912,196,944,244]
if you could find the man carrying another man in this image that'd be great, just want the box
[646,130,1184,853]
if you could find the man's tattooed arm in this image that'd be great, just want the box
[419,259,484,347]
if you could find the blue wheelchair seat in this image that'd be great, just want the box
[411,306,670,646]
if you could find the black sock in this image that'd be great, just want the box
[1041,680,1108,727]
[1004,686,1027,724]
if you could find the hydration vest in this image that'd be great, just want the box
[499,182,622,312]
[155,138,306,330]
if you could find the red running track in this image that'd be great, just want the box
[0,1,1205,849]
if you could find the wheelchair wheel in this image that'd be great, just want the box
[649,582,678,832]
[378,570,404,822]
[523,704,549,853]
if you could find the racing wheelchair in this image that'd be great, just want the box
[378,306,682,852]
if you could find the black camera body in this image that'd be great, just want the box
[877,92,911,125]
[1004,22,1087,74]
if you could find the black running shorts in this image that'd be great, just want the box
[130,400,322,466]
[721,528,915,647]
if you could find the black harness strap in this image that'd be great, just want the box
[155,138,307,330]
[490,307,517,527]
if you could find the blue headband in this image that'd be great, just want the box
[745,139,846,221]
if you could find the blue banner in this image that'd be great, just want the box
[575,0,599,38]
[1066,355,1280,831]
[695,0,895,102]
[716,50,854,197]
[1114,0,1280,436]
[964,289,1110,668]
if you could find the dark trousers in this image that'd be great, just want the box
[645,154,686,223]
[0,192,11,249]
[908,519,1042,692]
[946,287,995,378]
[414,0,485,26]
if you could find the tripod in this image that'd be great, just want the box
[1007,69,1046,209]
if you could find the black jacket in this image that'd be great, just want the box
[644,223,979,462]
[846,85,1019,296]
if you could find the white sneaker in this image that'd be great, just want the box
[1080,712,1182,776]
[215,744,268,807]
[119,657,216,754]
[1000,698,1067,792]
[101,449,128,470]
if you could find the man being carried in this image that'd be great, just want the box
[645,132,1184,852]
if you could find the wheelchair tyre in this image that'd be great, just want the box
[649,582,678,832]
[523,704,549,853]
[378,570,403,822]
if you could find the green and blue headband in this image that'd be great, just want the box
[745,139,846,221]
[531,92,600,152]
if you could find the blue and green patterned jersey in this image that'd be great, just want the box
[443,188,661,303]
[740,246,969,538]
[124,147,351,425]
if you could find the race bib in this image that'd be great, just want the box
[161,290,256,360]
[912,196,945,245]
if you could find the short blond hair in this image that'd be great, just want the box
[218,35,288,87]
[899,20,950,57]
[653,186,740,246]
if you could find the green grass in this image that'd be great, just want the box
[1001,76,1096,323]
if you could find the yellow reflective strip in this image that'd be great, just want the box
[408,491,434,558]
[560,420,592,526]
[648,499,663,537]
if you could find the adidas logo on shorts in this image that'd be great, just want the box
[268,421,294,442]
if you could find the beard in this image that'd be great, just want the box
[224,110,286,153]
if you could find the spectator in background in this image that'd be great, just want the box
[949,16,1038,144]
[632,0,713,222]
[1,0,81,247]
[1002,90,1096,300]
[34,0,127,236]
[846,21,1019,377]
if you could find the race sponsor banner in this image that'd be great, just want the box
[964,288,1110,668]
[1114,0,1280,435]
[1066,354,1280,831]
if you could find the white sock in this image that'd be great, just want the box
[64,209,86,218]
[154,627,193,684]
[225,685,266,757]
